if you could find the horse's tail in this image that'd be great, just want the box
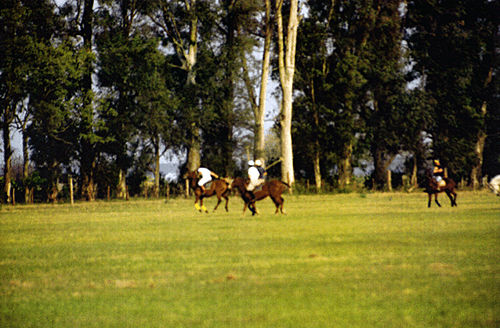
[281,181,290,188]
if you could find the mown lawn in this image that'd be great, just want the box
[1,191,499,327]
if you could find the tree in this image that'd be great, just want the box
[0,0,62,203]
[293,2,336,192]
[147,0,203,173]
[354,0,406,190]
[134,41,179,197]
[59,0,101,200]
[240,0,273,166]
[406,0,500,186]
[276,0,301,187]
[96,0,151,198]
[27,41,84,202]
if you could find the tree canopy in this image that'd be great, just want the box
[1,0,499,202]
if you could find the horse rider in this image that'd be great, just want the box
[433,159,446,189]
[197,167,219,193]
[255,159,267,182]
[246,160,264,201]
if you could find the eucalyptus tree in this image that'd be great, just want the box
[27,42,85,202]
[134,41,179,197]
[276,0,301,187]
[0,0,63,203]
[354,0,406,190]
[57,0,104,200]
[146,0,204,173]
[239,0,273,167]
[406,0,500,186]
[293,1,336,192]
[199,0,262,175]
[96,0,153,198]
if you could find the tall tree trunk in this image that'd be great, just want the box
[187,131,201,172]
[153,138,160,198]
[313,145,322,193]
[410,154,418,189]
[338,141,353,189]
[372,145,386,190]
[221,3,236,177]
[2,119,13,204]
[254,0,273,165]
[310,79,322,192]
[276,0,300,187]
[22,120,30,203]
[470,102,487,190]
[117,168,126,199]
[80,0,96,201]
[184,14,201,175]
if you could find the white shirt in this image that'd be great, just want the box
[248,166,260,181]
[197,167,211,178]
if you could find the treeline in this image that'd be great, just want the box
[1,0,499,203]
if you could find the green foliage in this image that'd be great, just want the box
[406,0,500,178]
[3,0,500,202]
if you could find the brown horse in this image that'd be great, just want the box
[184,171,231,213]
[231,177,289,215]
[424,173,458,208]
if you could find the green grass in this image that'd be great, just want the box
[1,191,499,327]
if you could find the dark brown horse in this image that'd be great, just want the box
[184,171,231,213]
[231,177,289,215]
[424,173,458,208]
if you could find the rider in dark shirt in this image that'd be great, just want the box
[433,159,445,187]
[255,159,267,182]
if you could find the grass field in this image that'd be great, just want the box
[1,191,499,327]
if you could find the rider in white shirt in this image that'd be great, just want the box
[197,167,219,192]
[247,160,266,200]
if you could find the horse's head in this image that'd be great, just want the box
[183,171,198,188]
[231,177,247,193]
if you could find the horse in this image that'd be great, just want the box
[489,175,500,196]
[424,172,458,208]
[231,177,289,215]
[183,171,231,213]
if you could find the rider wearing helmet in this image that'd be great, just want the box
[433,159,446,188]
[246,160,265,201]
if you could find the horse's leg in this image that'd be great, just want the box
[248,201,257,216]
[224,195,229,212]
[450,189,458,207]
[270,196,280,214]
[444,190,455,207]
[279,197,286,214]
[428,193,432,208]
[213,195,222,211]
[434,194,441,207]
[194,194,201,211]
[200,196,208,213]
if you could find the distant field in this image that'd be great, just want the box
[1,191,499,327]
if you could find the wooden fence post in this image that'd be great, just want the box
[69,175,74,205]
[387,170,392,192]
